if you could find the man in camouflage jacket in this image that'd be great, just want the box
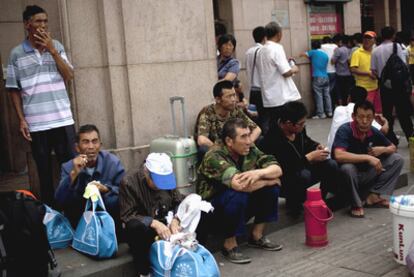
[197,118,282,264]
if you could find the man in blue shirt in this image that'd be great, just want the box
[55,124,125,226]
[301,40,332,119]
[332,101,403,218]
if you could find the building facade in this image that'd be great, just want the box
[1,0,363,178]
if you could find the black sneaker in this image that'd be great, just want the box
[221,247,251,264]
[247,236,283,251]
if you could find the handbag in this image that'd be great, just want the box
[150,235,220,277]
[43,205,74,249]
[71,190,117,258]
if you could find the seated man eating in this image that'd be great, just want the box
[261,101,340,217]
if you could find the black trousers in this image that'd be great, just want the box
[380,85,413,145]
[282,159,339,212]
[335,75,354,104]
[410,64,414,85]
[250,88,266,130]
[30,125,76,206]
[125,219,156,275]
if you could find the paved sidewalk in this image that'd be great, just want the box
[216,184,410,276]
[216,118,412,276]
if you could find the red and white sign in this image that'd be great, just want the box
[309,13,342,35]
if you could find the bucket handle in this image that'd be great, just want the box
[304,205,333,222]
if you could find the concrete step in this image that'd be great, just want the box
[54,171,410,277]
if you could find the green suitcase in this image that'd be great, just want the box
[150,97,197,195]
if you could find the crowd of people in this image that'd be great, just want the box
[5,5,413,277]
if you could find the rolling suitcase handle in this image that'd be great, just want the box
[169,96,188,138]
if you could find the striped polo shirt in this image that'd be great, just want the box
[6,39,74,132]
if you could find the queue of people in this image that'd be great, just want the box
[5,5,410,277]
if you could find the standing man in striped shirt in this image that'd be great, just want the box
[6,5,76,206]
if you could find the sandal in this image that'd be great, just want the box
[350,207,365,218]
[365,198,389,208]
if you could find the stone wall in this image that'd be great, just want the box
[0,0,217,172]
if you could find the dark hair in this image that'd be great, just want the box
[213,80,234,98]
[311,40,321,50]
[252,26,266,43]
[23,5,46,21]
[279,101,307,124]
[221,118,248,142]
[349,86,368,104]
[332,33,342,43]
[353,100,375,115]
[265,21,282,39]
[381,26,395,40]
[76,124,101,143]
[396,31,410,45]
[352,32,363,44]
[214,21,227,38]
[322,36,332,44]
[217,34,237,51]
[341,35,351,45]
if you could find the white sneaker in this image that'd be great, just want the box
[312,115,320,119]
[320,114,327,119]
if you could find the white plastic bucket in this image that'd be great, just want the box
[390,195,414,265]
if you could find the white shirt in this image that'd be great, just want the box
[256,40,300,107]
[245,43,262,91]
[326,103,382,153]
[321,43,338,73]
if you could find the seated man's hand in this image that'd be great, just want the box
[367,155,383,174]
[95,183,110,194]
[151,220,171,240]
[274,178,281,187]
[237,171,260,187]
[231,174,248,191]
[73,154,88,174]
[368,146,386,157]
[375,115,389,134]
[169,217,182,234]
[306,149,329,163]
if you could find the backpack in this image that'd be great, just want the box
[0,191,58,277]
[380,42,412,95]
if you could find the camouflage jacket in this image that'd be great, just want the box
[197,143,279,200]
[194,104,257,144]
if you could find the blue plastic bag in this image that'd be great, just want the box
[150,240,220,277]
[43,205,74,249]
[71,194,117,258]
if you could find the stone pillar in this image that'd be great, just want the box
[384,0,390,26]
[59,0,217,170]
[343,0,362,34]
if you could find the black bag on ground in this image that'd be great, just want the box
[0,191,57,277]
[380,42,412,95]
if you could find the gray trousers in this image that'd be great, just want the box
[339,153,404,207]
